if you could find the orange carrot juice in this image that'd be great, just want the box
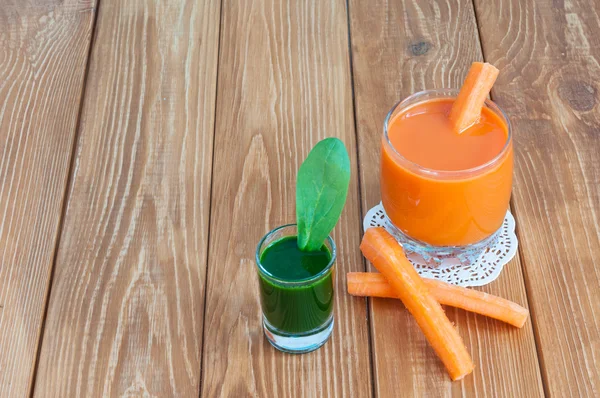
[381,90,512,247]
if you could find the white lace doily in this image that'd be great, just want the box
[363,203,518,287]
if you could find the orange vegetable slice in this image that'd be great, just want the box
[360,228,474,380]
[347,272,528,328]
[449,62,499,134]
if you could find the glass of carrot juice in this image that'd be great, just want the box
[380,89,513,264]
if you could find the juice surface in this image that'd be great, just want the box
[258,236,334,333]
[387,99,507,171]
[381,98,513,246]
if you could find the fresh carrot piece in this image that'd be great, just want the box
[360,228,474,381]
[347,272,529,328]
[449,62,499,134]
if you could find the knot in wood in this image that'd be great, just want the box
[409,41,431,56]
[558,80,597,112]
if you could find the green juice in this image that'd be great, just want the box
[258,236,334,334]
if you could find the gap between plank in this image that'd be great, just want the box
[198,0,225,397]
[28,2,103,397]
[470,1,548,396]
[510,201,549,398]
[344,0,377,397]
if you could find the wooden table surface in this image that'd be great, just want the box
[1,0,599,396]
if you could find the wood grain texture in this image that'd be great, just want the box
[348,0,544,395]
[32,0,221,396]
[200,0,372,396]
[475,0,600,395]
[0,1,95,396]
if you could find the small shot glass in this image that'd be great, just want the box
[255,224,336,353]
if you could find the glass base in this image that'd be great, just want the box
[387,224,501,266]
[263,317,334,354]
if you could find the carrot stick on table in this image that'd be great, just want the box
[347,272,529,328]
[360,227,474,381]
[449,62,499,134]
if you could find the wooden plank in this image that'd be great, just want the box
[200,0,372,396]
[0,1,96,396]
[475,0,600,395]
[32,0,221,396]
[348,0,544,395]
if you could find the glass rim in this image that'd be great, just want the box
[383,88,513,179]
[255,224,336,286]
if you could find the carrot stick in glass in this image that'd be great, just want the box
[449,62,499,134]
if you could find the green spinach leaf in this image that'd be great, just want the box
[296,138,350,251]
